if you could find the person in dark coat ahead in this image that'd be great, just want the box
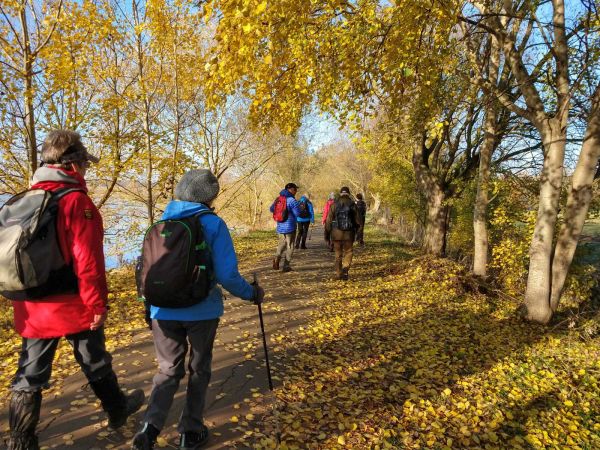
[325,186,364,280]
[355,193,367,246]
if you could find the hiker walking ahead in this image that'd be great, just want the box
[295,194,315,249]
[132,169,265,450]
[325,186,364,280]
[322,192,335,225]
[355,193,367,246]
[1,130,144,450]
[270,182,302,272]
[322,192,335,251]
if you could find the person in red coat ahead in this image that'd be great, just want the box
[7,130,144,450]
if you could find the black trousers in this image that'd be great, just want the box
[356,214,366,244]
[11,328,113,392]
[295,222,310,248]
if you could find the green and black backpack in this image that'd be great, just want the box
[137,211,214,308]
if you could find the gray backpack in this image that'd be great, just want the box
[0,188,81,300]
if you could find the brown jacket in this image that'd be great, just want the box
[325,194,363,241]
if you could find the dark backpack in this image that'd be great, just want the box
[298,200,311,219]
[0,188,81,300]
[334,201,355,231]
[272,195,288,222]
[137,211,214,308]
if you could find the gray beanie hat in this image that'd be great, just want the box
[175,169,220,204]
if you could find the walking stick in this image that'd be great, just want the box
[253,273,281,443]
[308,225,312,241]
[254,273,274,391]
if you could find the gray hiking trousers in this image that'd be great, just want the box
[144,318,219,433]
[11,328,113,392]
[275,231,296,267]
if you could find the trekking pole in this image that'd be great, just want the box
[254,272,274,391]
[308,225,312,241]
[253,273,281,443]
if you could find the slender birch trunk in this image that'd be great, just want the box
[550,85,600,310]
[473,107,496,277]
[524,121,567,323]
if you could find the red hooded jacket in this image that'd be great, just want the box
[322,198,335,225]
[12,166,108,338]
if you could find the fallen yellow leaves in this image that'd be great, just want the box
[0,230,597,449]
[249,234,600,449]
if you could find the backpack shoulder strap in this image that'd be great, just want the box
[50,187,86,201]
[193,209,217,220]
[189,210,217,234]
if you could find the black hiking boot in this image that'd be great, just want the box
[341,268,349,281]
[272,257,281,270]
[7,432,39,450]
[179,424,210,449]
[90,372,145,429]
[8,390,41,450]
[132,423,160,450]
[282,265,293,273]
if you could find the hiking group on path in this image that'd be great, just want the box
[0,129,366,450]
[270,182,365,281]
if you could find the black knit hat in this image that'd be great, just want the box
[340,186,350,194]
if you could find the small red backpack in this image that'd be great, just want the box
[272,195,289,222]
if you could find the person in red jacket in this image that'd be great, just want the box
[322,192,335,251]
[7,130,144,450]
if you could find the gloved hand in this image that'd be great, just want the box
[252,284,265,305]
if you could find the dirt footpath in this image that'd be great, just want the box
[0,226,335,450]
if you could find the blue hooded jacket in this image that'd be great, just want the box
[296,196,315,224]
[270,189,302,234]
[150,200,255,321]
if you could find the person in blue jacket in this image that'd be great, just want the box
[269,182,302,272]
[294,194,315,249]
[132,169,265,450]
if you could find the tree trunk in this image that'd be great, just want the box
[550,85,600,310]
[413,138,449,257]
[144,107,154,225]
[409,220,419,246]
[473,106,496,277]
[170,39,182,200]
[97,102,122,209]
[371,193,381,213]
[423,186,449,257]
[20,7,37,179]
[524,121,567,324]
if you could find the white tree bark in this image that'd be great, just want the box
[524,121,567,323]
[423,186,448,257]
[550,85,600,310]
[473,104,497,277]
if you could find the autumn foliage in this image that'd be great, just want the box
[0,223,599,449]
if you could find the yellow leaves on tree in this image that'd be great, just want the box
[201,0,459,133]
